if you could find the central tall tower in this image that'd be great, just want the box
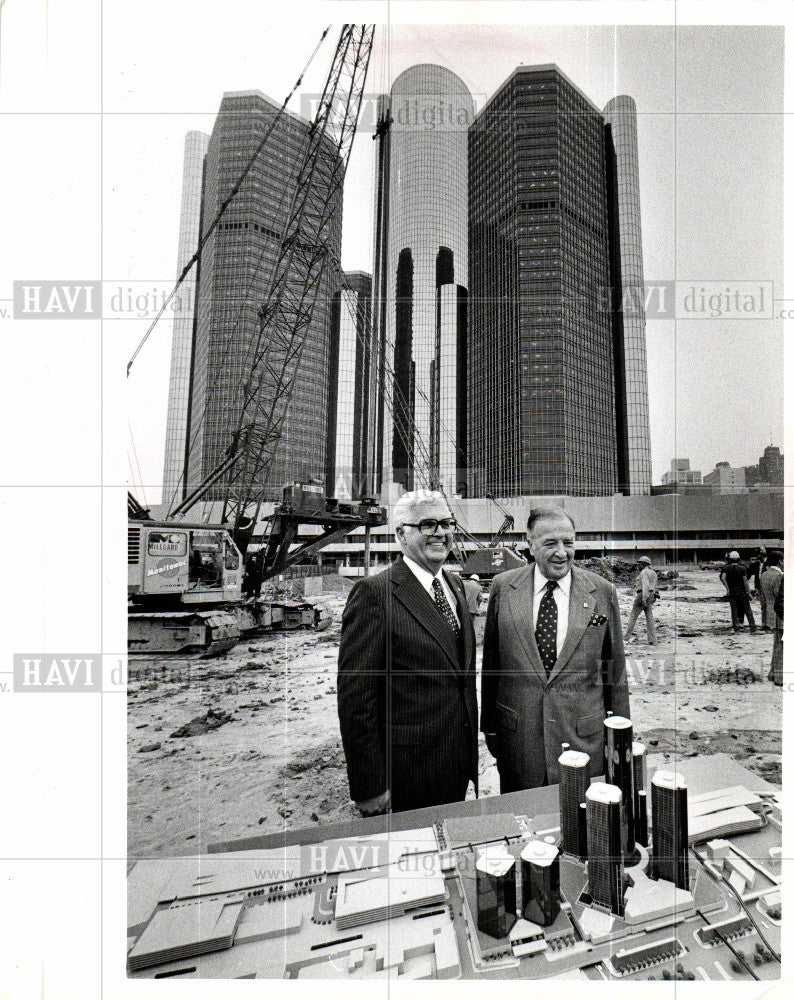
[372,64,472,497]
[468,65,652,498]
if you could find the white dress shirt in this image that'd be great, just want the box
[532,567,571,659]
[403,556,461,627]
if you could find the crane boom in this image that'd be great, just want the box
[217,24,375,552]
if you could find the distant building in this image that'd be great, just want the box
[745,445,784,489]
[660,458,702,487]
[326,271,376,499]
[703,461,747,495]
[586,782,625,916]
[294,490,785,572]
[467,66,652,498]
[162,130,210,505]
[183,90,342,500]
[651,771,690,891]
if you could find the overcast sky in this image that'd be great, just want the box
[94,7,785,500]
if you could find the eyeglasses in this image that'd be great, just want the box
[401,518,458,535]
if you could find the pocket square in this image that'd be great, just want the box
[587,614,608,627]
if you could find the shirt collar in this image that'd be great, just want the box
[403,554,444,591]
[534,565,572,597]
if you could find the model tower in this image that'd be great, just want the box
[632,741,648,845]
[651,770,690,890]
[586,782,625,916]
[520,841,561,927]
[476,848,517,939]
[558,745,591,858]
[604,715,635,855]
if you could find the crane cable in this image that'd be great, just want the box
[126,25,333,377]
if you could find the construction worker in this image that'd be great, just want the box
[624,555,658,645]
[720,551,756,633]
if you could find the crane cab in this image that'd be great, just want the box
[128,520,243,605]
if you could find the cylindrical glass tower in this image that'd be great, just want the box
[604,95,652,496]
[374,64,472,496]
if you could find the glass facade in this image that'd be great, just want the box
[604,715,635,855]
[326,271,375,499]
[604,96,652,495]
[586,782,625,916]
[558,748,591,857]
[162,130,209,506]
[520,841,561,927]
[476,850,517,939]
[468,66,652,498]
[651,771,690,890]
[373,65,472,495]
[185,91,342,499]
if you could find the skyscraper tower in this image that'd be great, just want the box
[558,745,591,858]
[183,90,342,499]
[372,65,472,497]
[604,715,635,855]
[468,65,652,498]
[326,271,376,499]
[162,130,209,504]
[586,782,625,916]
[520,841,561,926]
[604,96,652,496]
[651,770,690,891]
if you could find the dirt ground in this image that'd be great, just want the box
[128,569,782,858]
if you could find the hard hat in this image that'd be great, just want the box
[470,574,480,581]
[638,556,652,565]
[728,550,740,560]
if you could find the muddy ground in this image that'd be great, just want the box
[128,569,782,857]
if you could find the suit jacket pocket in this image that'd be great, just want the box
[576,712,603,737]
[496,702,518,732]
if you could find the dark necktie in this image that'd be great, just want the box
[535,580,558,677]
[432,577,460,636]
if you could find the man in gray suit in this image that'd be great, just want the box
[481,505,629,792]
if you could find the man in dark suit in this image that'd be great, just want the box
[481,505,629,792]
[337,490,478,815]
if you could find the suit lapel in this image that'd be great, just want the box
[504,565,546,682]
[391,558,460,672]
[549,567,598,682]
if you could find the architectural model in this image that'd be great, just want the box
[127,737,781,981]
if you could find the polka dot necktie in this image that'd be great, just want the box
[535,580,558,677]
[432,577,460,636]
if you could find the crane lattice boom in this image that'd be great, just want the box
[219,24,375,551]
